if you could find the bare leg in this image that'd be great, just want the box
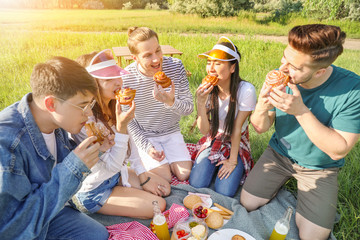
[97,185,166,219]
[149,164,172,183]
[240,188,270,211]
[126,168,171,196]
[170,161,192,181]
[296,213,331,240]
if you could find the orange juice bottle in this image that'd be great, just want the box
[152,201,170,240]
[269,207,293,240]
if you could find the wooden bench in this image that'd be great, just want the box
[112,45,183,67]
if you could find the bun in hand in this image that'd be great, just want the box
[265,70,289,89]
[153,71,172,88]
[115,87,136,105]
[202,75,219,86]
[85,122,110,144]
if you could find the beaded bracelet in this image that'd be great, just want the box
[140,176,151,187]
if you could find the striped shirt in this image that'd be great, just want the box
[122,57,194,153]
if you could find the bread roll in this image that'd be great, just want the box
[205,212,223,229]
[153,71,171,88]
[183,195,202,209]
[202,75,219,86]
[232,234,246,240]
[115,87,136,105]
[265,70,289,89]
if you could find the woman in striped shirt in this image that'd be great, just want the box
[122,27,194,184]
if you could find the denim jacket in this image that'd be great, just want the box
[0,93,91,240]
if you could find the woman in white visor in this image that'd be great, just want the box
[189,37,257,197]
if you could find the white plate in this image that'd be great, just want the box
[208,229,256,240]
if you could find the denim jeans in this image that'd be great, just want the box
[189,147,244,197]
[46,206,109,240]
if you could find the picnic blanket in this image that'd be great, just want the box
[88,184,337,240]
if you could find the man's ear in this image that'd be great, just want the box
[44,96,56,112]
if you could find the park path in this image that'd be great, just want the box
[3,29,360,50]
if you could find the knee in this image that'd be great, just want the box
[157,197,167,212]
[176,172,190,182]
[189,178,209,189]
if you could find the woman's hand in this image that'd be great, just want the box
[216,158,237,180]
[196,82,213,106]
[116,100,135,133]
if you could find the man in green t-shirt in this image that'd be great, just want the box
[241,24,360,240]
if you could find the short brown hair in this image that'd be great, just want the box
[127,27,159,55]
[75,51,98,68]
[30,56,97,100]
[288,24,346,68]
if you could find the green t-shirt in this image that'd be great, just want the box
[269,65,360,169]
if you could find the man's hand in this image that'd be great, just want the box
[153,81,175,106]
[269,83,309,116]
[99,134,115,153]
[148,147,165,161]
[73,136,100,169]
[257,82,276,111]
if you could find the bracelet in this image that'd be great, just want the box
[140,176,151,187]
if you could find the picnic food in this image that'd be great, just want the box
[205,212,223,229]
[184,195,203,209]
[153,71,172,88]
[115,87,136,105]
[213,203,234,216]
[202,75,219,86]
[175,229,190,239]
[85,122,110,144]
[232,234,246,240]
[191,224,206,239]
[192,203,208,220]
[265,70,289,89]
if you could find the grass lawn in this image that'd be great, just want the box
[0,9,359,239]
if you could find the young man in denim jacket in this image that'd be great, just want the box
[0,57,109,240]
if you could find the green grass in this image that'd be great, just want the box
[0,9,359,240]
[1,9,360,38]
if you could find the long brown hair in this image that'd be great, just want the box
[207,43,242,139]
[75,52,115,134]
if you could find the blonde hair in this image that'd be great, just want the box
[127,27,159,55]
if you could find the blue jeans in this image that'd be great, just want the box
[72,173,120,213]
[189,147,244,197]
[46,206,109,240]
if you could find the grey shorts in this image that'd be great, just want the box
[243,146,339,229]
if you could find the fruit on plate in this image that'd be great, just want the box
[176,229,190,239]
[193,204,208,219]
